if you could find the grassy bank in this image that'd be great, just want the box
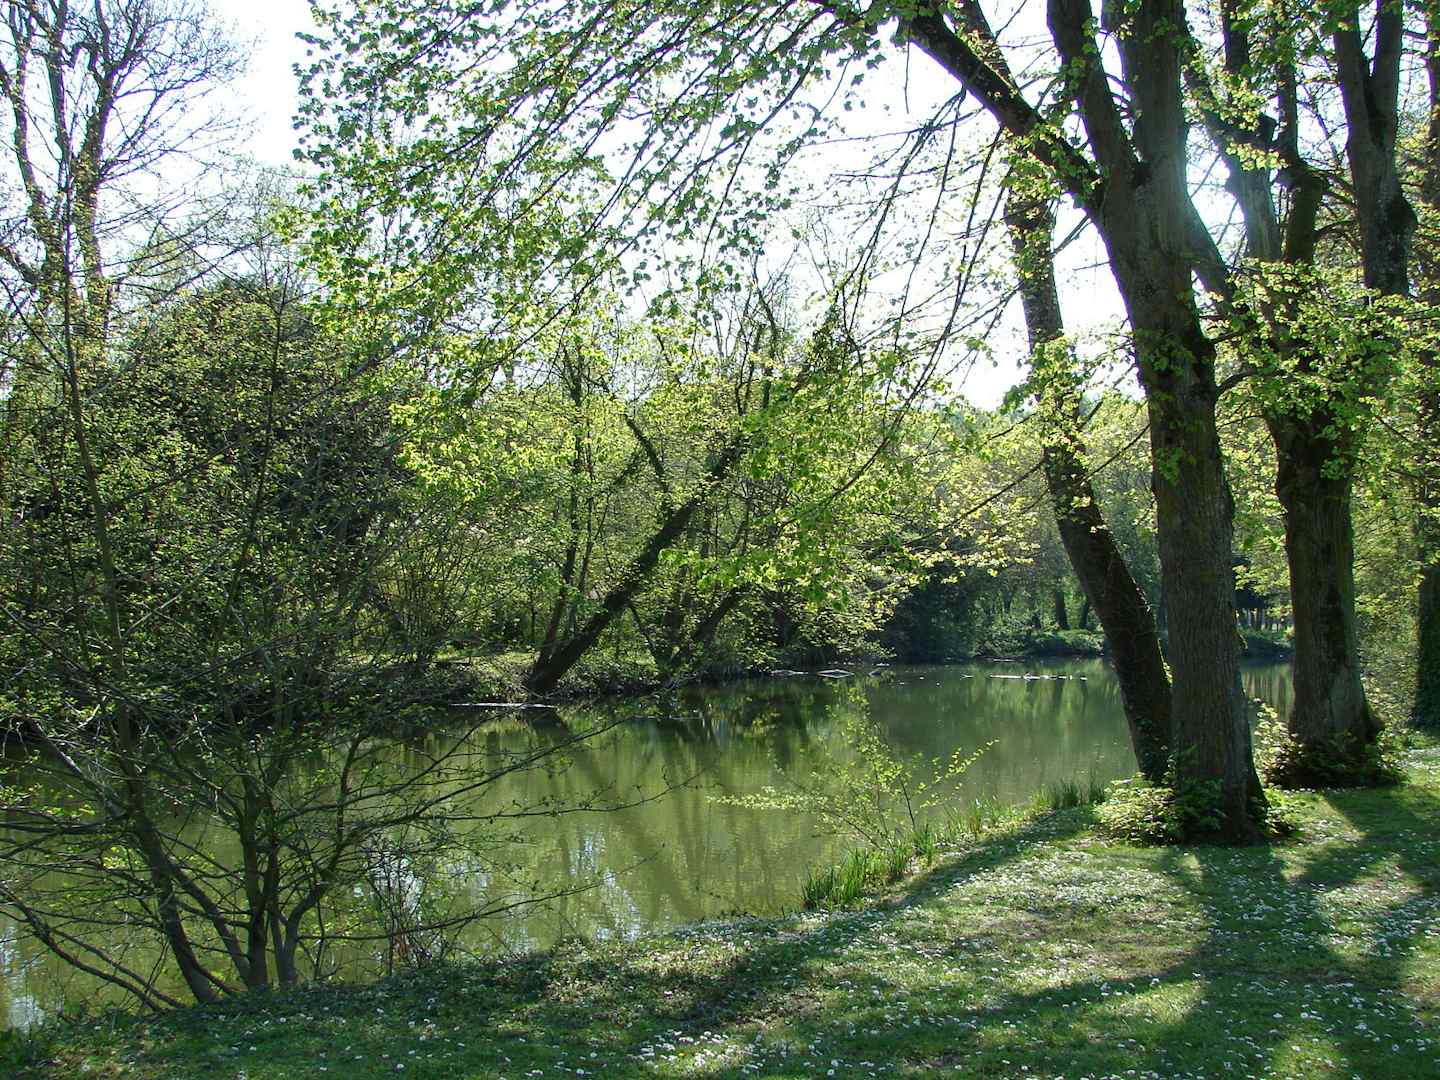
[8,744,1437,1080]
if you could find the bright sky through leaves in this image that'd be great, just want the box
[207,0,1129,406]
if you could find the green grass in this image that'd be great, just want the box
[801,776,1109,910]
[1038,772,1108,811]
[8,741,1439,1080]
[950,791,1016,839]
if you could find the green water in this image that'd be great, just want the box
[0,658,1290,1027]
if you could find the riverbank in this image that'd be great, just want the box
[413,629,1290,707]
[411,641,1103,706]
[8,739,1435,1079]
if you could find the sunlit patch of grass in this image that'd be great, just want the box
[16,754,1440,1080]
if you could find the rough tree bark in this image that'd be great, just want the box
[1413,8,1440,731]
[1006,184,1172,783]
[1189,2,1383,781]
[905,0,1262,836]
[1271,418,1377,773]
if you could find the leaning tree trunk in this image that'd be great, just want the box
[1006,185,1172,783]
[667,585,748,681]
[537,374,588,668]
[524,437,748,695]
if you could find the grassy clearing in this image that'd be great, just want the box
[6,743,1438,1080]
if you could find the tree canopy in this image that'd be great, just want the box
[1,0,1438,1011]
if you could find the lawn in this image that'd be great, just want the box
[8,742,1438,1079]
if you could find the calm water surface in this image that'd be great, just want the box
[0,658,1291,1026]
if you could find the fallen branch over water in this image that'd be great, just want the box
[448,702,561,709]
[987,674,1087,681]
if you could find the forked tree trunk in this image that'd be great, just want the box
[906,0,1263,838]
[525,437,748,694]
[1246,0,1414,777]
[1006,188,1171,783]
[1212,2,1408,783]
[1202,69,1379,781]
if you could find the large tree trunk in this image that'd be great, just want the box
[1269,417,1376,776]
[1049,0,1260,837]
[1006,186,1172,783]
[1225,0,1414,773]
[1137,321,1258,833]
[906,0,1263,838]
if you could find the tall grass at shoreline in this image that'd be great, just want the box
[800,774,1109,910]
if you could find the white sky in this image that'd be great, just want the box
[203,0,1130,407]
[209,0,318,169]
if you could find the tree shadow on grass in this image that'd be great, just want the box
[1299,782,1440,994]
[507,809,1105,1032]
[648,787,1438,1079]
[761,793,1438,1080]
[907,782,1440,1080]
[105,809,1099,1079]
[71,789,1440,1080]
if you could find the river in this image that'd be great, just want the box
[0,657,1291,1027]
